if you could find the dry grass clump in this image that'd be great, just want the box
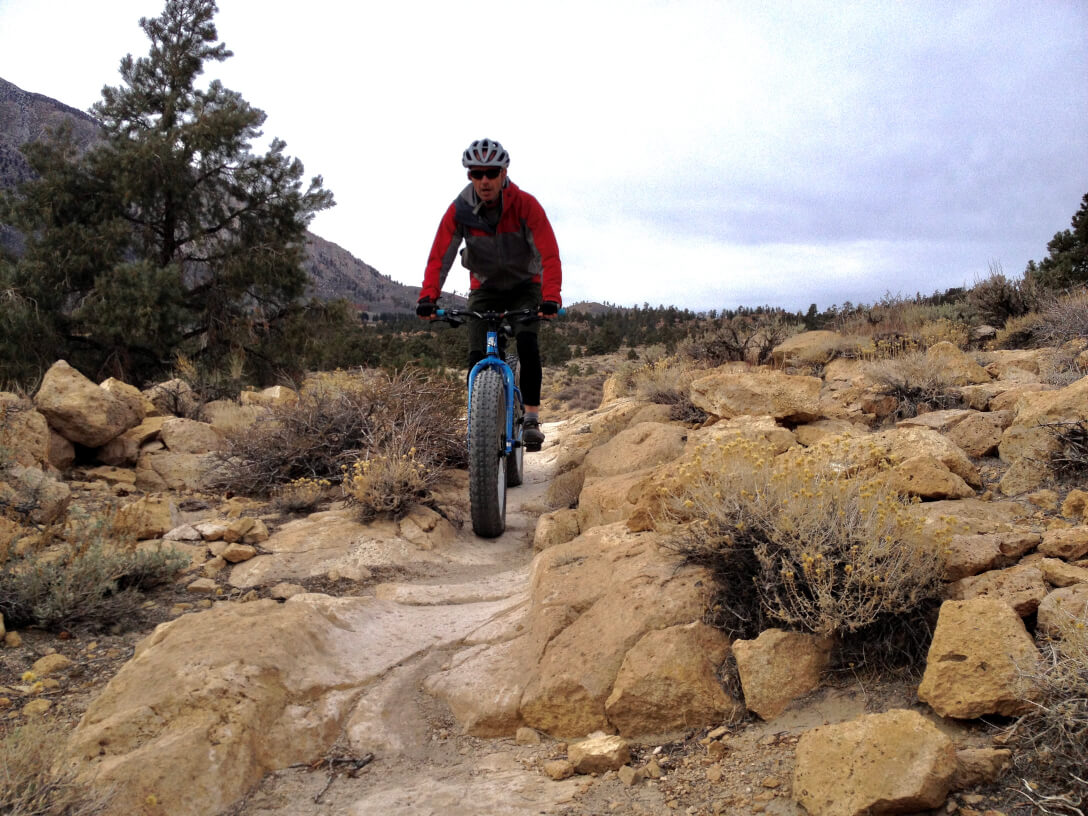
[342,452,434,520]
[213,367,466,497]
[270,477,332,514]
[0,506,188,631]
[0,719,112,815]
[1043,420,1088,482]
[1007,608,1088,813]
[663,436,943,654]
[864,351,963,421]
[1035,288,1088,346]
[618,358,708,423]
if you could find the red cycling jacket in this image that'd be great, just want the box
[420,179,562,305]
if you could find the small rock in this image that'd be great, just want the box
[516,726,542,745]
[618,765,642,786]
[643,758,665,779]
[706,765,724,783]
[31,654,71,677]
[239,590,260,603]
[21,698,52,717]
[269,583,306,600]
[707,741,728,760]
[202,556,227,577]
[568,735,630,774]
[220,543,257,563]
[4,631,22,648]
[707,725,729,740]
[164,524,203,542]
[543,759,575,780]
[186,577,219,595]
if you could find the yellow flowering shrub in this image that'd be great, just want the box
[343,449,432,520]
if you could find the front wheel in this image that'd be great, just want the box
[468,368,507,537]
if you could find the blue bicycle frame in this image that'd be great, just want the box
[466,325,521,458]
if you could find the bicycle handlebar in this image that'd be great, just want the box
[434,306,566,326]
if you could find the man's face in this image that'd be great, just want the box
[468,166,506,204]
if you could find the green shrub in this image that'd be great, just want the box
[663,436,945,657]
[0,508,188,631]
[967,266,1039,327]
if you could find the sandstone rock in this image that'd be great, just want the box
[99,377,149,423]
[117,495,177,540]
[1039,557,1088,587]
[772,330,873,367]
[793,418,868,447]
[947,411,1012,458]
[896,408,978,433]
[135,450,214,491]
[1039,526,1088,560]
[604,622,742,736]
[194,520,230,541]
[732,628,833,721]
[567,734,630,774]
[917,599,1039,718]
[48,429,76,470]
[221,543,257,563]
[793,709,955,816]
[952,748,1012,790]
[518,523,713,737]
[185,577,219,595]
[533,509,580,551]
[97,416,165,466]
[582,421,687,479]
[164,524,204,542]
[998,377,1088,495]
[22,698,52,717]
[0,393,51,468]
[0,465,70,524]
[160,417,223,454]
[947,563,1048,616]
[268,582,306,600]
[223,517,270,544]
[239,385,298,407]
[882,453,975,500]
[926,341,992,385]
[33,360,141,447]
[516,726,542,745]
[940,532,1041,581]
[543,759,575,780]
[577,469,654,531]
[143,378,195,417]
[690,368,824,422]
[1036,584,1088,637]
[32,653,72,676]
[1062,489,1088,519]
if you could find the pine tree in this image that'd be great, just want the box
[2,0,333,384]
[1027,192,1088,290]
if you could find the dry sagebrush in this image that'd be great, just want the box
[0,719,112,815]
[1008,607,1088,814]
[663,436,945,654]
[213,367,466,497]
[865,351,963,421]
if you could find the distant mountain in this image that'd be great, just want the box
[0,76,428,314]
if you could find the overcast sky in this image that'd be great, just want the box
[1,0,1086,312]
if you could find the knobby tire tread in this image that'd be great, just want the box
[469,369,507,537]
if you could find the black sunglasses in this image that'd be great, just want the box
[469,168,503,180]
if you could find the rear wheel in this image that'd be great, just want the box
[468,368,507,537]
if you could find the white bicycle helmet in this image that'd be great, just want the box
[462,138,510,168]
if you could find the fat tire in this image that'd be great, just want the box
[505,353,524,487]
[469,368,507,537]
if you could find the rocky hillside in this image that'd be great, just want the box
[0,76,423,313]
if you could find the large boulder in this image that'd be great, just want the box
[517,523,714,737]
[67,593,522,816]
[97,416,165,467]
[732,628,833,721]
[160,417,223,454]
[925,341,992,385]
[998,377,1088,495]
[793,709,955,816]
[917,598,1039,718]
[604,622,742,736]
[0,393,51,468]
[581,422,687,479]
[947,563,1048,617]
[689,368,824,423]
[33,361,141,448]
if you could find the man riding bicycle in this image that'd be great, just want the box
[416,138,562,450]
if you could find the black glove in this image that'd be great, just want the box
[539,301,559,316]
[416,297,436,318]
